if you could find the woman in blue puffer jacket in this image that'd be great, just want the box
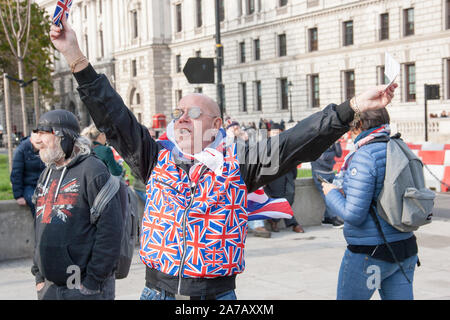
[323,108,418,300]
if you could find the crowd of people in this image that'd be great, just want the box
[7,14,423,301]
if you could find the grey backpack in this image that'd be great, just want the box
[90,175,138,279]
[376,134,435,232]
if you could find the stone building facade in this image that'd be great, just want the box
[35,0,450,142]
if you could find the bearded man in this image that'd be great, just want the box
[30,110,123,300]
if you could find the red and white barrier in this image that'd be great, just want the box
[299,138,450,192]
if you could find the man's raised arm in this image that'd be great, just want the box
[50,15,160,182]
[241,84,397,193]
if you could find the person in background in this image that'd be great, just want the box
[81,123,123,176]
[226,120,271,238]
[265,123,304,233]
[311,140,343,228]
[323,108,419,300]
[10,133,46,218]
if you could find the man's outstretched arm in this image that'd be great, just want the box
[241,85,397,193]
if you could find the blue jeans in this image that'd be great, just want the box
[337,249,417,300]
[140,286,237,300]
[312,172,335,219]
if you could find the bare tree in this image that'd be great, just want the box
[0,0,32,136]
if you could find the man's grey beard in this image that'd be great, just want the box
[40,143,65,165]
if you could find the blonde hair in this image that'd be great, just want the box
[81,123,102,142]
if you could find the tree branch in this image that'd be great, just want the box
[5,0,18,39]
[21,0,31,58]
[0,3,18,57]
[16,0,23,40]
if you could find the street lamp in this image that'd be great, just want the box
[288,81,294,123]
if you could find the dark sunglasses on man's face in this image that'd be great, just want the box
[171,107,216,120]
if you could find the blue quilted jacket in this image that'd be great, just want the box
[325,132,413,245]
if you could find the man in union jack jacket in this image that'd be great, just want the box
[50,16,397,300]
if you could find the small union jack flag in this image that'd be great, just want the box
[53,0,73,28]
[247,188,294,221]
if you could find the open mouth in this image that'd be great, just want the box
[178,128,192,136]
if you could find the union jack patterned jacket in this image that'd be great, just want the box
[140,145,248,278]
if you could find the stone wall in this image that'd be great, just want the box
[0,178,324,262]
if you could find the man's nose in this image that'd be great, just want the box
[178,110,191,122]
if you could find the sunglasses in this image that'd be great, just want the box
[171,107,217,120]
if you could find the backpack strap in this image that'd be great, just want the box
[369,202,412,283]
[90,175,121,224]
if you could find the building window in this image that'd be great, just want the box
[98,0,102,14]
[176,3,182,33]
[238,0,243,17]
[254,39,260,61]
[132,59,137,77]
[307,0,319,7]
[239,82,247,112]
[447,59,450,99]
[379,13,389,40]
[132,10,138,39]
[194,87,203,93]
[175,90,183,103]
[196,0,203,28]
[84,5,87,19]
[247,0,255,15]
[308,27,318,52]
[136,93,141,105]
[176,55,182,73]
[403,8,414,36]
[239,41,246,63]
[254,81,262,111]
[195,50,201,57]
[447,0,450,29]
[279,78,289,110]
[278,33,287,57]
[219,0,225,21]
[279,0,288,7]
[343,20,353,46]
[310,74,320,108]
[344,70,355,100]
[405,63,416,102]
[377,66,389,85]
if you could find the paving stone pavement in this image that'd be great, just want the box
[1,219,449,300]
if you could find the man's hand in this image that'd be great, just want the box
[49,14,87,70]
[36,282,45,292]
[16,197,27,206]
[355,83,398,113]
[322,182,339,196]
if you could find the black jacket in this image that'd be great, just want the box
[10,137,45,199]
[263,168,298,205]
[74,64,355,296]
[31,153,123,291]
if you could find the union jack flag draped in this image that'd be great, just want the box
[247,188,294,221]
[53,0,73,28]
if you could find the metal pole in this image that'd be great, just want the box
[215,0,224,120]
[288,81,294,123]
[3,74,13,172]
[32,77,40,124]
[424,84,428,142]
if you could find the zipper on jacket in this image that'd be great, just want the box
[177,166,207,295]
[154,179,183,195]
